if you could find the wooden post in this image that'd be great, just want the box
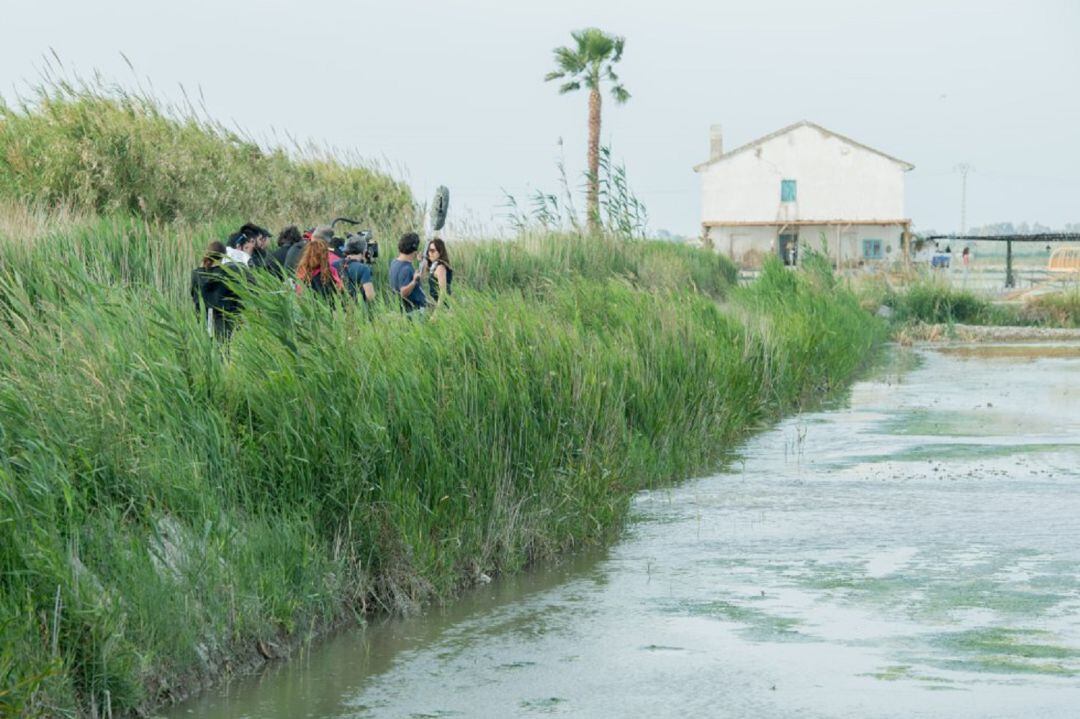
[1005,239,1014,288]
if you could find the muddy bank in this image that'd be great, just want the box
[899,323,1080,344]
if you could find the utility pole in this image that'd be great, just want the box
[953,163,973,233]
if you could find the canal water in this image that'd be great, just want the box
[170,344,1080,718]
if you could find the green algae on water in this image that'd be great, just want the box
[924,628,1080,677]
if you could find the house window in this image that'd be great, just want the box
[780,179,797,202]
[863,239,883,259]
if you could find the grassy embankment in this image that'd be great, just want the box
[0,81,884,718]
[0,78,414,228]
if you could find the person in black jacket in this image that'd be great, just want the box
[269,225,302,278]
[285,228,316,274]
[190,241,243,339]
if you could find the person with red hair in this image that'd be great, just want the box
[295,230,343,300]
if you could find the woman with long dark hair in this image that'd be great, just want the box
[424,237,454,307]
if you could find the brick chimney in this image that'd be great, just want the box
[709,124,724,160]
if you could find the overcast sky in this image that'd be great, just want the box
[3,0,1078,236]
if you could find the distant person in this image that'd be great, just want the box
[423,237,453,306]
[389,232,427,315]
[295,238,344,300]
[224,231,256,266]
[285,227,318,274]
[962,245,971,268]
[322,227,345,267]
[334,236,376,303]
[240,223,273,271]
[190,241,242,338]
[931,242,949,270]
[270,225,302,278]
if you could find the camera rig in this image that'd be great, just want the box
[329,217,378,264]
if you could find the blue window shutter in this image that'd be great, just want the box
[781,179,797,202]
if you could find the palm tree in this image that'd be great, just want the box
[545,28,630,233]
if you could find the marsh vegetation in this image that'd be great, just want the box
[0,79,882,717]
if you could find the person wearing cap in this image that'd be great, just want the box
[240,223,274,271]
[334,236,376,302]
[389,232,427,314]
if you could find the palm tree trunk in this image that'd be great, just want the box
[586,86,601,233]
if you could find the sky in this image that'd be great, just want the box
[2,0,1078,237]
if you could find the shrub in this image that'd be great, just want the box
[1018,287,1080,328]
[885,279,992,324]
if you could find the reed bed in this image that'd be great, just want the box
[857,273,1080,329]
[0,213,738,306]
[1017,286,1080,328]
[875,277,995,324]
[0,228,881,716]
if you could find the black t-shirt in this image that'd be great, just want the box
[428,260,453,302]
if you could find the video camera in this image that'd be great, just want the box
[329,218,379,265]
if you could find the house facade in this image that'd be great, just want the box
[694,121,914,268]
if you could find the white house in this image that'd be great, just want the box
[693,121,914,268]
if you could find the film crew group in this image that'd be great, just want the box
[190,222,453,339]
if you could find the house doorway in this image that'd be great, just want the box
[779,233,799,266]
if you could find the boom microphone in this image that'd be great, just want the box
[430,186,450,232]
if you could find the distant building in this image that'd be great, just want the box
[694,121,914,268]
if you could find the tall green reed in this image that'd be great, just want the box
[0,235,880,716]
[502,143,648,240]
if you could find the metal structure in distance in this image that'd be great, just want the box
[923,233,1080,288]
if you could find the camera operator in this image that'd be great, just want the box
[334,235,376,302]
